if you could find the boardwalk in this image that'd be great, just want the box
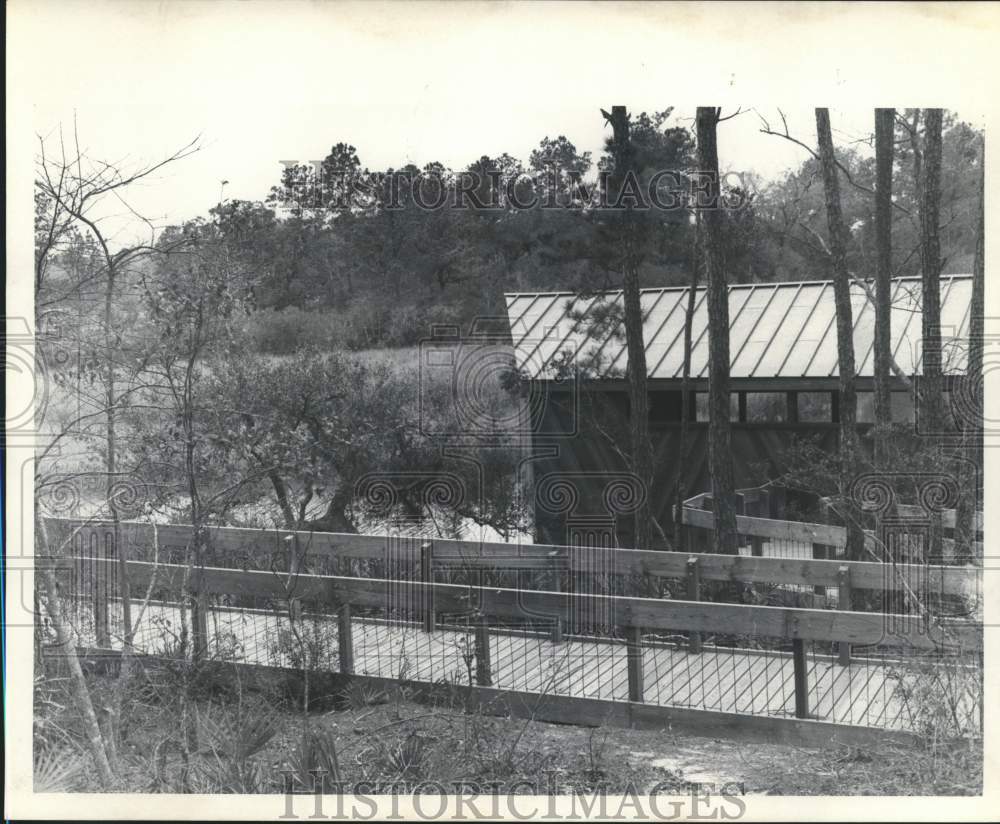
[83,599,971,734]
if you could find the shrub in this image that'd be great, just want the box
[245,307,338,354]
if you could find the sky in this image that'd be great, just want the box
[34,101,912,246]
[15,1,991,249]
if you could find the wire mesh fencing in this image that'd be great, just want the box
[45,516,982,740]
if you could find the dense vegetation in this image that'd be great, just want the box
[32,107,983,795]
[108,109,980,353]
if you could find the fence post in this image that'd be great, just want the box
[750,489,769,557]
[686,556,702,654]
[474,615,492,686]
[421,541,436,633]
[792,638,810,718]
[771,486,787,519]
[626,625,644,702]
[734,492,747,550]
[812,500,831,598]
[192,589,209,662]
[837,566,852,666]
[338,603,354,675]
[287,533,303,624]
[697,495,714,554]
[93,533,111,648]
[810,542,830,597]
[758,488,771,515]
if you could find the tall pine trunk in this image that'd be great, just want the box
[873,108,895,466]
[672,215,701,551]
[605,105,654,549]
[815,109,864,560]
[696,107,738,555]
[919,109,944,560]
[955,140,984,562]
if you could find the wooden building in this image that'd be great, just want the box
[504,275,975,546]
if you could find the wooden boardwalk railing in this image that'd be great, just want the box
[55,555,981,653]
[42,516,982,743]
[45,517,980,596]
[679,489,984,560]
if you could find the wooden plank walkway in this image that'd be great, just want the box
[82,599,960,733]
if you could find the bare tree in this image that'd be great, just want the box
[919,109,945,559]
[873,108,895,465]
[814,109,864,560]
[696,107,738,555]
[602,105,654,549]
[34,126,199,785]
[36,126,200,645]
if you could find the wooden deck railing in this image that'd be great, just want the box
[46,551,983,724]
[45,517,980,597]
[43,516,983,728]
[679,489,984,559]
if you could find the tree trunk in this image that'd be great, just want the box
[672,215,701,551]
[955,141,984,562]
[696,107,738,555]
[307,488,358,534]
[605,105,654,550]
[36,515,116,789]
[919,108,944,559]
[815,108,864,561]
[873,108,895,466]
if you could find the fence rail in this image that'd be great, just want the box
[48,555,982,652]
[44,517,980,597]
[41,513,984,741]
[679,490,984,561]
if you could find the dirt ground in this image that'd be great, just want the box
[42,669,981,797]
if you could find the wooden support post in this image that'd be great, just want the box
[837,566,852,666]
[551,616,563,644]
[786,391,799,424]
[421,542,435,633]
[734,492,747,549]
[771,485,787,519]
[686,557,702,654]
[750,490,767,557]
[792,638,810,719]
[192,591,209,662]
[696,495,713,555]
[626,625,644,702]
[756,488,770,518]
[737,391,748,423]
[811,542,830,597]
[812,501,830,597]
[337,603,354,675]
[474,615,492,686]
[287,533,303,624]
[93,538,111,648]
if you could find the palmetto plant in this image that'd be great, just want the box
[196,697,281,793]
[34,748,85,793]
[288,726,343,791]
[381,730,433,781]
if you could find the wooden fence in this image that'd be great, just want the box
[43,516,982,740]
[679,487,984,561]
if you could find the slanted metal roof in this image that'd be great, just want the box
[504,275,973,380]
